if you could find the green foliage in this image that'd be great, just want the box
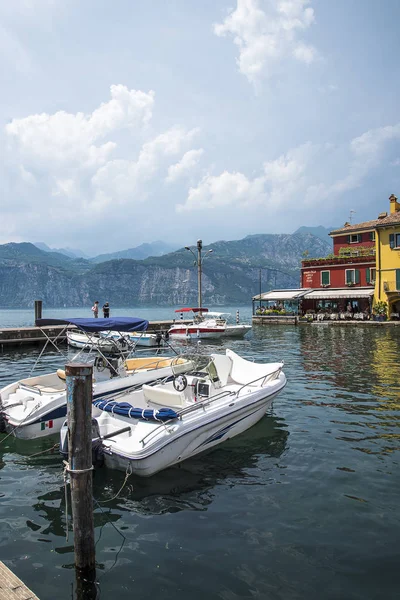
[373,301,388,315]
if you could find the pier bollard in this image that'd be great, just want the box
[65,363,96,574]
[34,300,42,322]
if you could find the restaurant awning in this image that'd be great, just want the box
[303,288,374,300]
[253,289,310,301]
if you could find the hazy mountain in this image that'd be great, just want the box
[33,242,89,259]
[0,233,330,308]
[91,241,180,263]
[293,226,335,246]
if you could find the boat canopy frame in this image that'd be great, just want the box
[31,317,149,375]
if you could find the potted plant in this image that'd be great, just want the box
[373,301,388,321]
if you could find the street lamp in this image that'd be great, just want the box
[184,239,213,309]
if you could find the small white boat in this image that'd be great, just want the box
[67,330,123,352]
[0,317,191,440]
[205,312,252,338]
[168,308,251,341]
[101,331,166,348]
[60,350,286,477]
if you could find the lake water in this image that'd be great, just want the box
[0,311,399,599]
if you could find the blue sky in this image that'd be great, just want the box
[1,0,400,255]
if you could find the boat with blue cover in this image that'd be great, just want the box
[0,317,192,440]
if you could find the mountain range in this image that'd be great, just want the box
[0,232,332,308]
[33,240,179,261]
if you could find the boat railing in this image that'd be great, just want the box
[138,389,236,447]
[138,366,284,448]
[235,365,283,393]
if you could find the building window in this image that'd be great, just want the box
[321,271,330,286]
[369,231,376,242]
[366,268,376,284]
[389,233,400,248]
[346,269,360,285]
[396,269,400,291]
[348,234,361,243]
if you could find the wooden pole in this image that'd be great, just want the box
[34,299,42,321]
[65,363,96,572]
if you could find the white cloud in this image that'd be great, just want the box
[213,0,318,84]
[6,85,154,169]
[177,170,266,212]
[166,149,204,183]
[91,127,200,208]
[3,85,201,233]
[177,124,400,215]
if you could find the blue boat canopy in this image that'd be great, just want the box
[35,317,149,333]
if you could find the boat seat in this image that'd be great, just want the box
[142,384,186,409]
[210,354,232,386]
[36,385,64,393]
[226,349,282,386]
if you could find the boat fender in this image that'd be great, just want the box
[57,368,66,381]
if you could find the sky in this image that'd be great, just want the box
[1,0,400,256]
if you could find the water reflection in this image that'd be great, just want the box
[93,414,288,516]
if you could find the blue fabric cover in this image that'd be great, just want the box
[93,399,178,421]
[36,317,149,332]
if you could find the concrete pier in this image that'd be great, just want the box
[0,320,191,349]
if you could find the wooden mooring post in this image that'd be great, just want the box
[65,363,97,597]
[34,300,42,322]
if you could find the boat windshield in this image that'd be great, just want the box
[172,353,211,376]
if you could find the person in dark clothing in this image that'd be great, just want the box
[103,302,110,318]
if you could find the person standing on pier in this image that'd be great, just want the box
[91,301,99,318]
[103,302,110,318]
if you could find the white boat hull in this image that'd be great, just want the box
[101,387,282,476]
[73,350,286,477]
[0,358,191,440]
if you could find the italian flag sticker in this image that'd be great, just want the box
[41,420,54,431]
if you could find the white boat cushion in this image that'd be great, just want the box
[210,354,233,386]
[226,349,282,386]
[142,384,186,408]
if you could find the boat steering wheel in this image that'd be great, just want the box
[173,374,188,392]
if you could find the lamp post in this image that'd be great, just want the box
[184,239,213,309]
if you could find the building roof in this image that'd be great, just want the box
[329,219,380,235]
[330,211,400,235]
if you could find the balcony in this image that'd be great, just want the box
[302,254,376,267]
[302,247,376,268]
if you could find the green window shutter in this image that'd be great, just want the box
[347,235,351,243]
[321,271,329,285]
[396,269,400,291]
[390,233,395,249]
[369,232,374,241]
[355,269,360,284]
[366,268,370,283]
[346,270,352,284]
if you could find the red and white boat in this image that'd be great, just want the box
[168,308,251,340]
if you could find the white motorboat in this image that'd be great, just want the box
[60,349,286,477]
[100,330,166,348]
[67,330,123,352]
[168,308,251,340]
[0,317,191,440]
[205,312,252,338]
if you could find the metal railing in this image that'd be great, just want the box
[138,366,284,447]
